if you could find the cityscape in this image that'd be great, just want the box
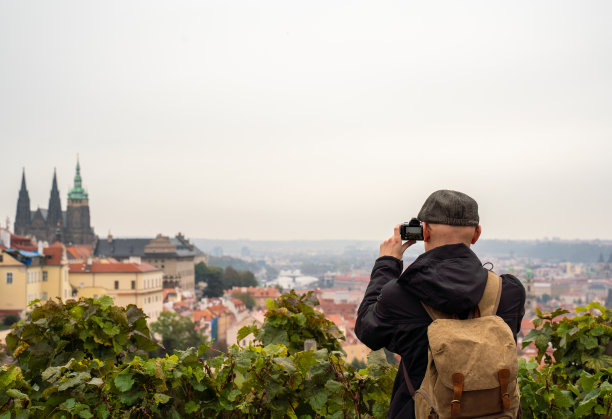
[1,160,610,365]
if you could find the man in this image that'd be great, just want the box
[355,190,525,418]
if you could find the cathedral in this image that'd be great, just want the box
[14,159,95,245]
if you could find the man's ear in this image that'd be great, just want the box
[471,225,482,244]
[423,222,431,242]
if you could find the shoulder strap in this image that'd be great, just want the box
[401,359,416,397]
[479,271,502,317]
[421,270,503,320]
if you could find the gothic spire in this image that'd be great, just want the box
[14,168,31,235]
[20,168,27,191]
[47,167,63,229]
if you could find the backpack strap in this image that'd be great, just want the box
[478,271,502,317]
[401,359,416,397]
[421,302,453,320]
[421,270,503,320]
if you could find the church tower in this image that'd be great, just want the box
[47,168,63,238]
[14,169,31,236]
[64,158,95,245]
[524,267,537,318]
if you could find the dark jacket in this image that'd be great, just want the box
[355,243,525,419]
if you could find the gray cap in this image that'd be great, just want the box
[418,190,479,226]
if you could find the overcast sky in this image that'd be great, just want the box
[1,1,611,241]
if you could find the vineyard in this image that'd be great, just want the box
[0,292,610,418]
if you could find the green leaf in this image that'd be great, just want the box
[97,295,114,307]
[78,408,93,419]
[58,372,91,391]
[590,325,604,336]
[579,334,598,350]
[237,325,257,342]
[263,343,288,357]
[185,400,199,414]
[95,403,110,419]
[6,389,28,400]
[0,366,20,387]
[552,389,573,408]
[309,391,328,410]
[114,373,135,392]
[102,322,120,337]
[154,393,171,404]
[325,380,344,392]
[88,377,104,387]
[60,398,76,410]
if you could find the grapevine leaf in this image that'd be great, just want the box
[114,373,135,392]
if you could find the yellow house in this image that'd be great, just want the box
[0,242,71,317]
[69,261,163,322]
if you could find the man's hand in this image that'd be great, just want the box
[379,224,416,259]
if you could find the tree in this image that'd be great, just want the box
[196,262,257,296]
[2,314,19,327]
[195,262,224,297]
[231,291,256,310]
[150,312,209,355]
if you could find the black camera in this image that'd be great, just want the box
[400,218,424,241]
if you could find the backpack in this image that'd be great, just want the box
[402,271,520,419]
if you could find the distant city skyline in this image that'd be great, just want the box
[2,1,611,241]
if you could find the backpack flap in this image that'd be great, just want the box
[427,316,517,392]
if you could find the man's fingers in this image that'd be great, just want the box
[393,224,402,239]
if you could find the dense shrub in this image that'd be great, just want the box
[2,294,610,418]
[519,302,612,418]
[0,292,395,418]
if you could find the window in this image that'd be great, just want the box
[6,272,13,284]
[131,280,135,290]
[114,280,119,290]
[42,292,48,300]
[43,271,48,282]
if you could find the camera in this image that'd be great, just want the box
[400,218,424,241]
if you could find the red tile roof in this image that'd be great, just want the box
[10,233,36,251]
[193,309,214,322]
[69,261,160,274]
[43,244,64,265]
[66,245,93,261]
[207,304,230,316]
[231,298,246,308]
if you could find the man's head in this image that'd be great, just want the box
[417,190,482,251]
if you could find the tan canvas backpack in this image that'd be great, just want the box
[403,271,520,419]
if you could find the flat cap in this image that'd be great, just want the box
[418,190,479,226]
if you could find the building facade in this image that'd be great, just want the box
[0,239,71,316]
[69,261,163,322]
[14,159,95,246]
[94,233,206,294]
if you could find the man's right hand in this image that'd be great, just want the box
[379,224,415,260]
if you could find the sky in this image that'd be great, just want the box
[1,1,611,241]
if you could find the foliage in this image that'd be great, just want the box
[248,290,344,355]
[519,302,612,418]
[195,262,224,297]
[195,262,258,298]
[231,291,256,310]
[149,312,209,356]
[2,315,19,327]
[1,293,396,418]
